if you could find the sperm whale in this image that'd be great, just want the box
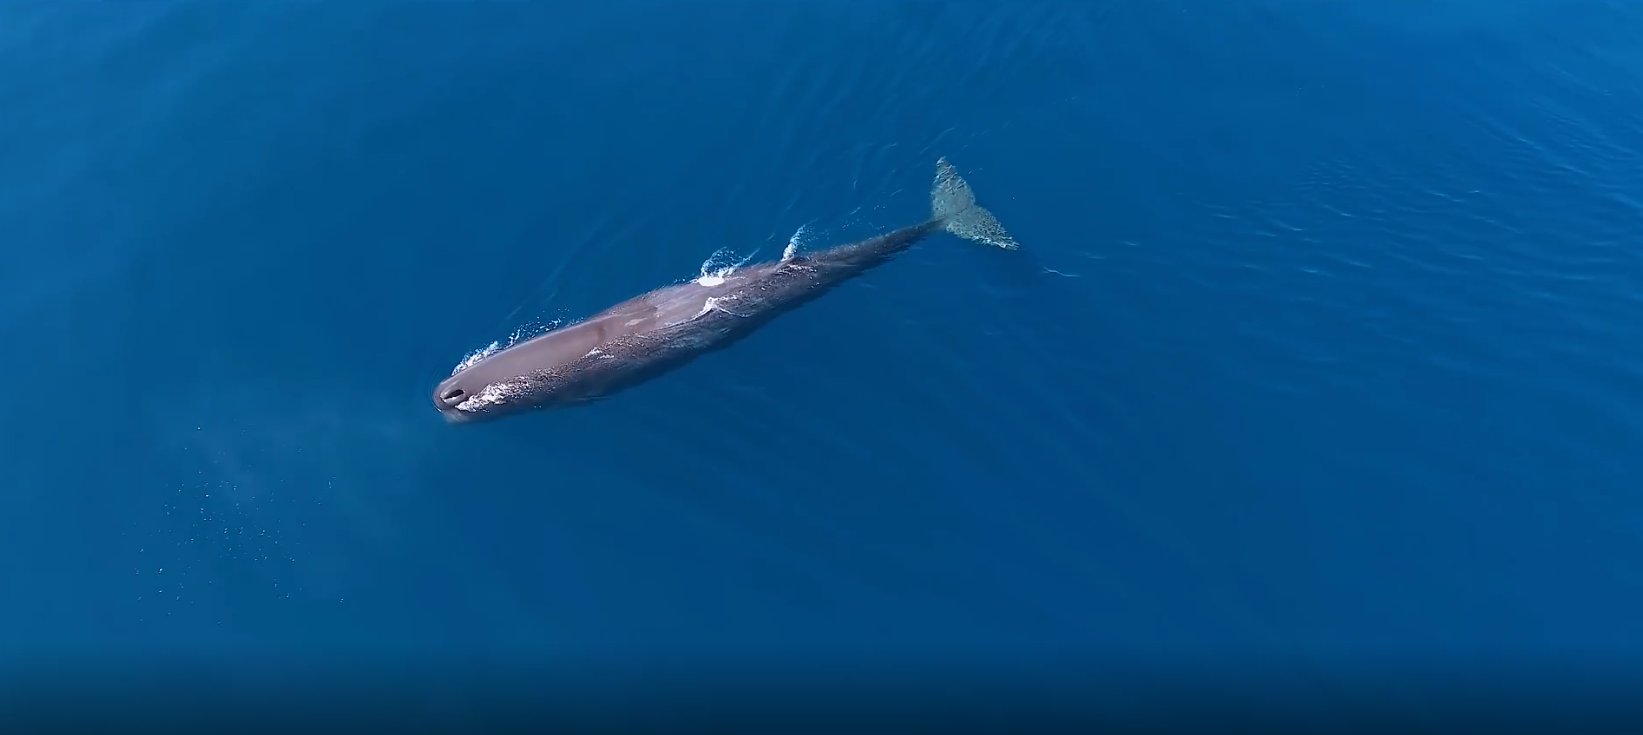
[433,157,1019,423]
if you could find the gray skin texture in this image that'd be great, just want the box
[433,157,1015,423]
[432,219,943,423]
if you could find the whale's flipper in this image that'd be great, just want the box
[930,157,1019,251]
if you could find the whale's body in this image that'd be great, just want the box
[433,157,1018,423]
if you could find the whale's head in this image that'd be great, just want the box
[434,366,591,423]
[433,375,521,424]
[433,349,608,424]
[434,319,644,423]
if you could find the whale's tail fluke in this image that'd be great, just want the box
[930,157,1019,251]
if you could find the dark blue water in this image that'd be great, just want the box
[4,0,1643,694]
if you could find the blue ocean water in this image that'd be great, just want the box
[2,0,1642,680]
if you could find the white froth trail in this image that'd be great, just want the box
[781,221,811,262]
[696,245,756,286]
[451,341,502,375]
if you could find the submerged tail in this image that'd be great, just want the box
[929,157,1019,250]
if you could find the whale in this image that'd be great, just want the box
[433,157,1018,423]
